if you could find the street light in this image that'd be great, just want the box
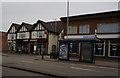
[39,35,44,60]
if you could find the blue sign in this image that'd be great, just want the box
[83,36,95,39]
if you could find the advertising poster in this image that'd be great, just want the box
[59,44,68,60]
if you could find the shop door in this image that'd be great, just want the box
[80,42,93,62]
[69,42,80,61]
[30,45,34,54]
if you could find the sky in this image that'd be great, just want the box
[0,0,120,32]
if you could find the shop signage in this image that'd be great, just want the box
[83,36,95,39]
[30,39,37,41]
[59,44,68,60]
[38,39,47,42]
[23,40,28,41]
[44,31,48,35]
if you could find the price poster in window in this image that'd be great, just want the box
[59,44,68,60]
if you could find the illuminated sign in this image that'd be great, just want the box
[59,44,68,60]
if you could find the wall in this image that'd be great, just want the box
[63,16,119,35]
[48,33,58,54]
[0,32,8,52]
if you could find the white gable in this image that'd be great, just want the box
[20,26,27,32]
[10,26,16,33]
[34,24,44,30]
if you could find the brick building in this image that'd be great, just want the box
[7,20,64,55]
[0,32,8,53]
[60,10,120,60]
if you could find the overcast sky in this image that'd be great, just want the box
[1,0,119,32]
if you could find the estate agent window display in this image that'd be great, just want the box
[109,40,120,57]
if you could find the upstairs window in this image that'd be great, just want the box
[97,23,119,33]
[79,25,89,34]
[19,33,26,39]
[67,26,77,34]
[8,34,15,40]
[37,31,45,38]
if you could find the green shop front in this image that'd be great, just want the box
[59,39,96,63]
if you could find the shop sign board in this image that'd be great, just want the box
[83,36,95,39]
[30,39,37,41]
[59,44,68,60]
[23,40,28,41]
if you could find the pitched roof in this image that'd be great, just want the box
[7,23,21,34]
[32,20,45,30]
[18,22,34,32]
[33,20,64,35]
[60,10,120,21]
[42,21,64,34]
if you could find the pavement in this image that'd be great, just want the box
[34,55,119,69]
[3,53,119,69]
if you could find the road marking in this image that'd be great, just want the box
[21,61,34,63]
[71,67,94,71]
[81,65,118,70]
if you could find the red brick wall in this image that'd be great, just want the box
[0,32,8,52]
[62,15,119,35]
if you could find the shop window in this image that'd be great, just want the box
[95,42,104,56]
[97,23,119,33]
[109,40,120,57]
[8,42,15,51]
[67,26,77,34]
[79,25,89,34]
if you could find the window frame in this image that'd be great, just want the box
[95,41,105,56]
[97,22,120,33]
[108,40,119,57]
[79,25,90,34]
[67,26,78,34]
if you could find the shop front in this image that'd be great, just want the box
[16,39,29,54]
[59,39,95,63]
[30,39,48,55]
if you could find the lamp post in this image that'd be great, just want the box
[39,35,44,60]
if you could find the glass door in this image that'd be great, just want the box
[69,42,80,61]
[80,42,93,62]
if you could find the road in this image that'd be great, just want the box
[2,66,44,76]
[2,54,119,77]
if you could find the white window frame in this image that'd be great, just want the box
[67,26,77,34]
[79,25,89,34]
[95,41,105,56]
[108,40,119,57]
[97,23,119,33]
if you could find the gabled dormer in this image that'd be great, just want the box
[7,23,20,40]
[7,23,21,34]
[31,20,47,39]
[17,22,33,39]
[19,26,27,32]
[33,23,45,31]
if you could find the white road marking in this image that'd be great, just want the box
[21,61,34,63]
[71,67,94,71]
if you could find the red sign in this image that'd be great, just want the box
[44,31,48,35]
